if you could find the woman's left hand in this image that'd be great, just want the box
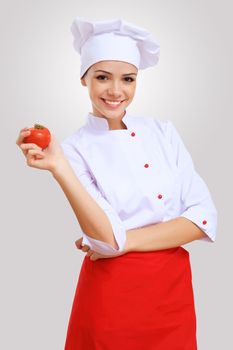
[75,237,127,261]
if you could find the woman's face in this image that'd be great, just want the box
[81,60,138,125]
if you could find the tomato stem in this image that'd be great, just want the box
[34,123,45,129]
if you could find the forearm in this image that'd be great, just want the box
[52,159,118,249]
[125,217,207,252]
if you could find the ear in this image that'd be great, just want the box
[80,77,87,86]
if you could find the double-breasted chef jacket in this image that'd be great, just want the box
[61,110,217,255]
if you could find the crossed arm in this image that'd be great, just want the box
[76,216,206,260]
[52,157,207,261]
[125,216,206,252]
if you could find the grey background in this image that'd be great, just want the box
[1,0,232,349]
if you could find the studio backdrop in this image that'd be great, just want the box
[1,0,232,349]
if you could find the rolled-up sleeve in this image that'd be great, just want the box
[164,120,218,242]
[61,141,127,255]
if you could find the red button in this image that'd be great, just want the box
[158,194,163,199]
[131,132,136,137]
[202,220,207,225]
[144,163,149,168]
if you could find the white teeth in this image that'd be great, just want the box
[103,99,122,105]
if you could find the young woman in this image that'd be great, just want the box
[16,17,217,349]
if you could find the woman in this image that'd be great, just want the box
[16,17,217,349]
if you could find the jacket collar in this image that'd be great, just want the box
[85,110,131,132]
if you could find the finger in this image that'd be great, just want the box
[26,150,45,167]
[89,253,99,261]
[75,241,82,249]
[20,143,42,157]
[86,250,93,257]
[75,238,83,249]
[82,245,90,252]
[27,149,44,157]
[20,127,30,132]
[20,143,42,151]
[16,130,31,146]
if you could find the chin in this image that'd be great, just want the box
[95,106,125,118]
[104,109,125,118]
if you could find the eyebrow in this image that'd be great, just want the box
[94,70,137,76]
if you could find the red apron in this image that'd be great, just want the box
[64,247,197,349]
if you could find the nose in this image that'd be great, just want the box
[107,80,122,97]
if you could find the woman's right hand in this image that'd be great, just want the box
[16,127,68,173]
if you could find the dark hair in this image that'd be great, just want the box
[81,68,89,80]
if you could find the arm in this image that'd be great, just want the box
[17,130,126,255]
[57,140,127,255]
[52,158,119,249]
[78,217,205,260]
[164,120,217,243]
[124,119,217,253]
[125,217,206,252]
[86,120,218,259]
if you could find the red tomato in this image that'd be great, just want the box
[23,124,51,149]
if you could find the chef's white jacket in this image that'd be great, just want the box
[61,111,217,255]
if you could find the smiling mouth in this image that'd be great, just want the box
[101,98,125,106]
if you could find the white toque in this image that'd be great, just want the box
[70,17,160,77]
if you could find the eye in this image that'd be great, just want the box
[124,77,135,82]
[96,75,108,80]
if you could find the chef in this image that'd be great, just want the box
[16,16,217,350]
[62,17,217,256]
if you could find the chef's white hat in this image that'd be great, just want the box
[70,17,160,78]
